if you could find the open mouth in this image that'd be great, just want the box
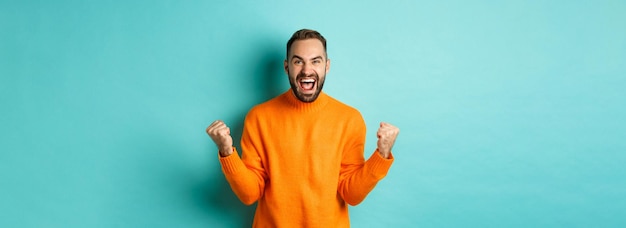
[299,78,316,93]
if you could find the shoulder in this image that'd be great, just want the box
[325,94,365,126]
[327,95,362,117]
[324,95,367,137]
[245,94,286,119]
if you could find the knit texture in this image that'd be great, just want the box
[219,90,394,227]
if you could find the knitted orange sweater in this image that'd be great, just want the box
[219,90,394,227]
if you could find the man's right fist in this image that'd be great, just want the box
[206,120,233,157]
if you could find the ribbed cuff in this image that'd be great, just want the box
[219,147,246,174]
[366,149,394,179]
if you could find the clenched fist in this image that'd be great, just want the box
[376,122,399,159]
[206,120,233,157]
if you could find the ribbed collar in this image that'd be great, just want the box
[282,89,330,113]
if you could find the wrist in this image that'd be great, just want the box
[219,146,233,157]
[377,149,390,159]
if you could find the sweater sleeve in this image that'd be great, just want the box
[337,115,394,206]
[219,112,267,205]
[218,148,266,205]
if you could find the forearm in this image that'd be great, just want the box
[219,148,265,205]
[338,149,394,205]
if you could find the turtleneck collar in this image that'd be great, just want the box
[282,89,330,113]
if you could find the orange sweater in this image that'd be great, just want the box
[219,90,394,227]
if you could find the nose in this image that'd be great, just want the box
[301,62,314,75]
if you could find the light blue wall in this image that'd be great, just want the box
[1,0,625,227]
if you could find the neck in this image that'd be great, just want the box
[284,90,329,113]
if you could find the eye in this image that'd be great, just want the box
[313,59,321,64]
[294,59,302,65]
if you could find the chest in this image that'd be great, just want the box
[259,114,352,178]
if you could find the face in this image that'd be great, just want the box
[284,39,330,103]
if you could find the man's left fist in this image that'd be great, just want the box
[376,122,399,158]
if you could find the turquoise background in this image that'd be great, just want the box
[1,0,625,227]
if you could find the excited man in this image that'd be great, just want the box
[206,29,399,227]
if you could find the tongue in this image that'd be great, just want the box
[302,82,314,90]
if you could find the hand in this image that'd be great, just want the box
[376,122,399,158]
[206,120,233,157]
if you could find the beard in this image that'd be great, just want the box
[288,71,326,103]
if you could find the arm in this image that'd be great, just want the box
[207,119,267,205]
[338,121,399,206]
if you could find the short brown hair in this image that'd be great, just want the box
[286,29,327,58]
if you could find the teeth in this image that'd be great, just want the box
[301,79,315,83]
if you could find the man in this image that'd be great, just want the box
[206,29,399,227]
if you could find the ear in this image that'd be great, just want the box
[284,59,289,74]
[325,58,331,74]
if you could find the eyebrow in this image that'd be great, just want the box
[291,55,324,61]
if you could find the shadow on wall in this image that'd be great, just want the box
[202,40,285,227]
